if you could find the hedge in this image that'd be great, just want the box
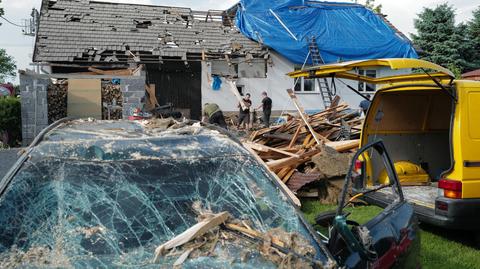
[0,96,21,146]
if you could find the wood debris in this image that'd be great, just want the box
[153,203,319,268]
[244,94,363,201]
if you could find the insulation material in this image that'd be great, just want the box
[67,79,102,119]
[0,121,325,267]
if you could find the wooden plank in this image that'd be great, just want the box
[226,80,248,111]
[287,89,322,146]
[326,139,360,152]
[282,168,296,183]
[288,125,302,149]
[244,142,301,158]
[267,156,301,171]
[153,212,229,262]
[243,146,301,206]
[68,79,102,119]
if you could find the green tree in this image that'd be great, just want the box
[412,4,472,72]
[0,0,16,82]
[467,6,480,71]
[0,49,16,82]
[0,0,4,26]
[364,0,382,14]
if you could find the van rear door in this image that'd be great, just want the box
[288,58,455,84]
[447,80,480,198]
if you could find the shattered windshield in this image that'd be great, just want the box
[0,131,324,268]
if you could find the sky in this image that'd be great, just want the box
[0,0,477,83]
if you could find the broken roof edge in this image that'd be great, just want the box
[48,0,225,14]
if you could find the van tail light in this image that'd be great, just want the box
[354,160,363,174]
[438,179,462,199]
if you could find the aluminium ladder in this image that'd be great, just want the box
[308,36,334,108]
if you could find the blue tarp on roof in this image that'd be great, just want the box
[236,0,418,64]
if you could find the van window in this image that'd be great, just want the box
[468,92,480,139]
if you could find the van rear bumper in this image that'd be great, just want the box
[364,192,480,231]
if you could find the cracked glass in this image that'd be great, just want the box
[0,122,326,268]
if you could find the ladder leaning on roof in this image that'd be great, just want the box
[308,36,334,108]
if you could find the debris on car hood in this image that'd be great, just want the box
[153,203,319,269]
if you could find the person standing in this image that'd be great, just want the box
[257,91,272,127]
[359,94,372,116]
[237,93,252,129]
[202,103,228,129]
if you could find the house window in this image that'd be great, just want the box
[294,66,317,92]
[358,70,377,92]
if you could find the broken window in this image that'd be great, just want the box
[0,132,321,267]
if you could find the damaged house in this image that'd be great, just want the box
[22,0,417,143]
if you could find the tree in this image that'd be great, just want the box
[0,0,16,82]
[412,4,472,72]
[0,0,4,26]
[467,6,480,71]
[364,0,382,14]
[0,49,16,83]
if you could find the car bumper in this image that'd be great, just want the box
[364,192,480,231]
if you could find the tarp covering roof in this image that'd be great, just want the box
[236,0,418,64]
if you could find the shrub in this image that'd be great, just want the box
[0,96,21,146]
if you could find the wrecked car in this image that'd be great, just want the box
[0,119,418,268]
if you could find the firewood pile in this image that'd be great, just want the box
[47,80,68,124]
[101,80,123,120]
[244,99,364,203]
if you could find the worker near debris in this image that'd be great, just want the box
[257,91,272,127]
[237,93,252,130]
[359,94,371,116]
[202,103,228,129]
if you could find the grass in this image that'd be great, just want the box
[300,200,480,269]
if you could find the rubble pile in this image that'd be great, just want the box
[245,103,363,201]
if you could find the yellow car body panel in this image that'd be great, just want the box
[288,59,480,199]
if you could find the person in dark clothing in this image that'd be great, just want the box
[202,103,228,129]
[359,94,372,116]
[237,93,252,129]
[257,91,272,127]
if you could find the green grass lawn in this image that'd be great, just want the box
[301,200,480,269]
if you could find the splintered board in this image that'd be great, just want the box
[68,79,102,119]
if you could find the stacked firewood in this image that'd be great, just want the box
[244,102,363,202]
[101,80,123,120]
[47,80,68,124]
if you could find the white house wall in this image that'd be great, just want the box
[201,52,412,114]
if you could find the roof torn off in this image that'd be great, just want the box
[34,0,267,63]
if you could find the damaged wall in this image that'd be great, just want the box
[19,72,145,146]
[201,52,413,113]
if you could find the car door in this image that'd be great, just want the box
[328,141,420,269]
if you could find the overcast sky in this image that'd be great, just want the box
[0,0,477,83]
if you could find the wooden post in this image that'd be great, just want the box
[286,89,322,146]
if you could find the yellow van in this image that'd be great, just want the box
[289,59,480,232]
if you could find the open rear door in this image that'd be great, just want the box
[287,58,455,85]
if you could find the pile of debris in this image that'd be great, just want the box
[244,94,363,203]
[153,203,320,268]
